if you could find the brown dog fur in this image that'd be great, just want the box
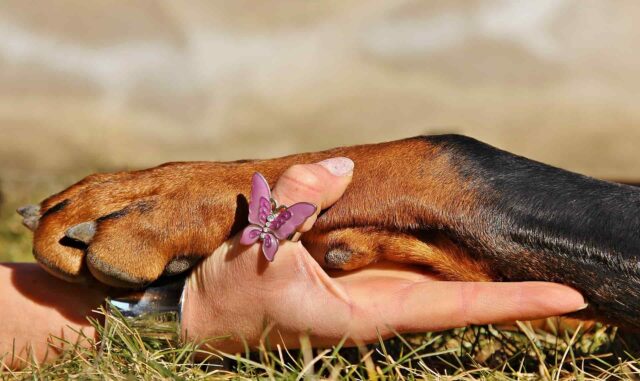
[33,137,470,286]
[23,135,640,328]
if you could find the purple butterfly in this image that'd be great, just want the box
[240,172,317,261]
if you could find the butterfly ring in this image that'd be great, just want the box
[239,172,317,261]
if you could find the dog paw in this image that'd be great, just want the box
[22,164,246,288]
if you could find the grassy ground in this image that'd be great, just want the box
[2,177,640,380]
[4,311,640,380]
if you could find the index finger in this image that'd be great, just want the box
[344,279,586,337]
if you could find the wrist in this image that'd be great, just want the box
[180,272,202,343]
[181,248,264,353]
[181,264,230,349]
[181,265,235,351]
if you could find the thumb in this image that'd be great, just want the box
[271,157,354,232]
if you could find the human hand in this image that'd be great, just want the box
[181,159,586,352]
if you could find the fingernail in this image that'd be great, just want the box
[317,157,354,176]
[577,302,589,311]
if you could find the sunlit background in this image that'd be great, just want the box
[1,0,639,262]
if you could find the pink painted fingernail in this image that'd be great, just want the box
[317,157,354,176]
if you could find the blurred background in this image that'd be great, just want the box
[1,0,639,262]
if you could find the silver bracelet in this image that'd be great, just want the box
[104,275,187,346]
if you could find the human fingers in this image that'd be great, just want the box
[271,157,354,232]
[343,279,586,338]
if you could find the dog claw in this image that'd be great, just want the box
[65,221,97,244]
[17,204,40,218]
[22,216,39,231]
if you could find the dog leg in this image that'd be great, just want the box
[303,228,493,281]
[24,134,640,327]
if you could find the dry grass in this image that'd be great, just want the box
[3,307,640,380]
